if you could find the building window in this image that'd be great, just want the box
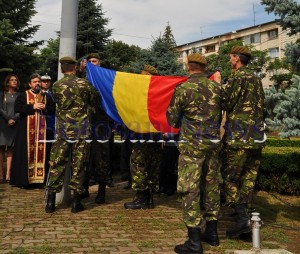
[269,47,279,59]
[268,29,278,40]
[195,47,202,53]
[205,45,215,53]
[244,33,261,44]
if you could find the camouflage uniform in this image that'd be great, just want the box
[167,73,222,227]
[77,63,112,191]
[221,66,265,207]
[130,133,162,192]
[124,64,163,210]
[47,73,98,194]
[89,104,112,184]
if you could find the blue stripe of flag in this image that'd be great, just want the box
[86,62,123,124]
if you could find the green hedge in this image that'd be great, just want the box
[266,137,300,147]
[257,146,300,195]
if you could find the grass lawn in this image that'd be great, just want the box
[210,191,300,254]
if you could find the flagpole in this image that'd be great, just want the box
[55,0,79,205]
[57,0,79,80]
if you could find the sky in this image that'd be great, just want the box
[32,0,277,49]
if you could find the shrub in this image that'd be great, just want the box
[266,137,300,147]
[257,146,300,195]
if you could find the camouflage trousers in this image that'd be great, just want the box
[46,138,88,194]
[222,147,262,207]
[130,142,162,191]
[88,140,110,183]
[178,148,222,227]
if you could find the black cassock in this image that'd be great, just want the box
[10,91,55,187]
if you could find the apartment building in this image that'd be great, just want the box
[176,20,300,87]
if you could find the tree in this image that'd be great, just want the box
[206,40,269,83]
[211,40,243,81]
[0,19,13,45]
[77,0,112,58]
[162,22,177,49]
[284,39,300,75]
[0,0,43,87]
[265,75,300,137]
[261,0,300,36]
[101,40,141,71]
[36,37,60,82]
[266,58,293,90]
[123,36,186,76]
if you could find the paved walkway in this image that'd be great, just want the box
[0,177,297,254]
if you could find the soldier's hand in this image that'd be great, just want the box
[79,59,87,72]
[213,71,222,84]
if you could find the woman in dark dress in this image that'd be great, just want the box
[0,74,20,183]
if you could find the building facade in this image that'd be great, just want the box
[176,21,300,87]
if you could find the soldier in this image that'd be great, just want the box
[167,53,222,254]
[77,52,112,204]
[45,56,98,213]
[124,64,162,210]
[221,46,266,238]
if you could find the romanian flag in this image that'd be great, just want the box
[86,63,187,133]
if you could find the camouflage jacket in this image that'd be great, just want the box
[221,66,266,149]
[52,73,98,140]
[167,73,222,156]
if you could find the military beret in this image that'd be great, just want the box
[41,74,51,81]
[0,68,13,73]
[187,53,207,65]
[59,56,76,64]
[143,64,158,75]
[86,53,100,61]
[230,46,252,58]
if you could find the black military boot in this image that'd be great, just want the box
[95,183,106,204]
[201,220,219,246]
[174,227,203,254]
[80,188,90,199]
[45,191,56,213]
[226,204,251,238]
[71,191,85,213]
[80,175,90,199]
[124,189,153,209]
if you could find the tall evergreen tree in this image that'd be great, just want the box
[77,0,112,58]
[284,39,300,75]
[0,0,42,86]
[123,37,185,76]
[265,75,300,137]
[261,0,300,35]
[162,22,177,49]
[0,19,13,45]
[262,0,300,137]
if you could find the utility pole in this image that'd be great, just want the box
[253,2,256,26]
[57,0,79,80]
[200,26,204,40]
